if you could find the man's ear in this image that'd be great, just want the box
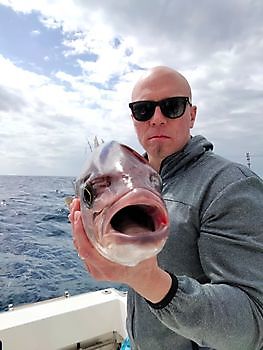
[190,105,197,128]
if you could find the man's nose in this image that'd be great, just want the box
[150,106,167,125]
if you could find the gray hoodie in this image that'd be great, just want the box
[127,135,263,350]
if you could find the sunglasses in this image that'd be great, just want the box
[129,96,192,122]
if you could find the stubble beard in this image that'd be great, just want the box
[150,143,167,165]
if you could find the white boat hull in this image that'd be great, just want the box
[0,288,127,350]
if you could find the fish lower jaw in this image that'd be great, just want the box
[94,238,167,266]
[95,223,169,266]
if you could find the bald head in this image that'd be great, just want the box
[131,66,192,102]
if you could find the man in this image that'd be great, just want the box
[69,66,263,349]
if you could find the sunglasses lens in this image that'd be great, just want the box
[161,97,187,119]
[129,97,189,121]
[130,101,155,121]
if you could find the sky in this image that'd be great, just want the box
[0,0,262,177]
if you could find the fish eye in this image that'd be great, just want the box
[150,173,161,191]
[82,183,95,208]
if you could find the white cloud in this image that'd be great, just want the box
[30,29,41,36]
[0,51,137,175]
[0,0,263,175]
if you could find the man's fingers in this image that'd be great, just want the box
[72,211,96,261]
[68,198,81,222]
[72,197,80,210]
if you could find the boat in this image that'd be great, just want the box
[0,288,127,350]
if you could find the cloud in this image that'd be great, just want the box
[0,85,27,112]
[0,0,263,176]
[0,51,136,175]
[30,29,41,36]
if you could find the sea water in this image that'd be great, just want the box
[0,175,123,312]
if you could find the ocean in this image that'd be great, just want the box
[0,175,123,312]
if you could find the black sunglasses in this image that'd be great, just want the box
[129,96,192,122]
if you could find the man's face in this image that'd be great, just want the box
[131,69,197,170]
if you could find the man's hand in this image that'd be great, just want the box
[69,198,172,303]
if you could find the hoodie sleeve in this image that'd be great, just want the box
[147,175,263,350]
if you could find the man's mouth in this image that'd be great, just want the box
[148,135,170,140]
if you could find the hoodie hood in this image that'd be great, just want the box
[159,135,213,180]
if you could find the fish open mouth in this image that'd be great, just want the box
[94,189,169,265]
[110,204,156,234]
[99,188,169,244]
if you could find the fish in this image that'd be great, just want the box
[71,141,169,266]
